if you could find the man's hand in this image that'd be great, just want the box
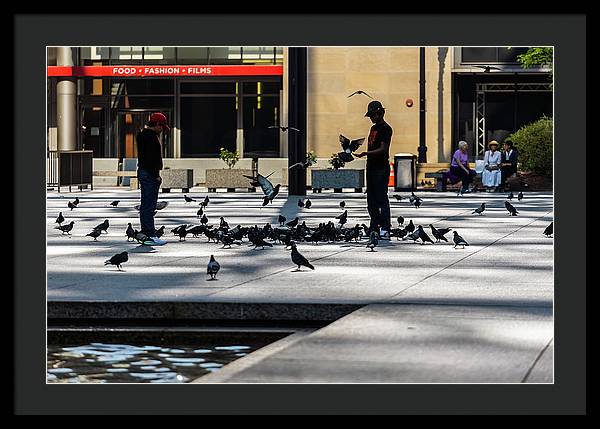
[354,152,367,158]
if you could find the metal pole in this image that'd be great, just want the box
[418,47,427,163]
[56,47,77,151]
[287,47,307,196]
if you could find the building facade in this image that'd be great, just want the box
[47,46,552,184]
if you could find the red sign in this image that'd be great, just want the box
[47,65,284,77]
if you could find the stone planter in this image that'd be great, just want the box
[205,168,255,191]
[311,169,365,192]
[160,169,194,192]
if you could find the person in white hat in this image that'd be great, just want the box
[482,140,502,192]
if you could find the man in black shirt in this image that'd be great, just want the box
[354,101,393,240]
[136,112,169,246]
[500,139,519,191]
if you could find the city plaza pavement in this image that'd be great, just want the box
[47,187,554,383]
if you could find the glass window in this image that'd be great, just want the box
[110,79,174,95]
[143,46,176,64]
[111,46,144,63]
[111,95,174,110]
[47,47,57,66]
[243,81,282,95]
[243,94,280,157]
[497,47,528,63]
[208,47,243,64]
[180,97,237,157]
[176,47,210,64]
[181,81,237,95]
[461,47,498,63]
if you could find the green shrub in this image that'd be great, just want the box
[219,147,240,169]
[509,116,553,176]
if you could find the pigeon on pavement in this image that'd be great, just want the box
[429,225,451,242]
[518,191,524,201]
[278,215,286,226]
[289,242,315,271]
[206,255,220,280]
[55,221,74,235]
[184,195,196,203]
[126,223,136,241]
[86,229,102,241]
[453,231,469,249]
[472,203,486,215]
[104,251,128,271]
[55,212,64,225]
[505,201,519,216]
[366,230,379,251]
[94,219,110,233]
[417,225,434,244]
[110,200,120,207]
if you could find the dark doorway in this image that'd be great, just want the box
[80,105,107,157]
[115,110,172,160]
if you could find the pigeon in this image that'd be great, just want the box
[206,255,220,280]
[417,225,434,245]
[67,201,76,211]
[543,222,553,237]
[250,235,273,250]
[344,225,361,242]
[453,231,469,249]
[340,201,346,209]
[471,65,502,72]
[55,212,64,225]
[472,203,486,215]
[203,195,210,206]
[72,197,80,206]
[55,221,74,235]
[413,199,422,209]
[93,219,110,233]
[289,160,315,170]
[219,217,229,230]
[304,199,312,209]
[393,195,404,202]
[404,228,421,243]
[298,199,305,208]
[289,242,314,271]
[176,227,189,241]
[507,191,514,200]
[397,216,404,226]
[221,235,242,248]
[104,251,128,271]
[268,125,300,132]
[338,134,365,162]
[171,225,187,235]
[518,191,524,201]
[110,200,120,207]
[335,210,348,226]
[86,229,102,241]
[278,215,286,226]
[126,223,136,242]
[155,226,165,238]
[429,225,451,242]
[184,195,196,203]
[347,90,373,99]
[286,217,299,228]
[244,173,280,206]
[187,225,205,238]
[200,214,209,225]
[505,201,519,216]
[405,220,415,233]
[390,227,408,240]
[366,230,379,251]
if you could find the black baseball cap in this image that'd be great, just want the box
[365,100,385,117]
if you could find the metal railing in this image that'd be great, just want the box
[47,150,94,192]
[47,150,59,187]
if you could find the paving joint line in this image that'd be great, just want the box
[521,337,553,383]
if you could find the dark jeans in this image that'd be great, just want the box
[450,165,477,191]
[138,168,160,236]
[501,166,517,186]
[366,164,391,231]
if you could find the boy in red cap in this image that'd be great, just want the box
[135,112,170,245]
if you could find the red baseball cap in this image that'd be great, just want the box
[149,112,170,131]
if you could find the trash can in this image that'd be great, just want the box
[393,153,417,191]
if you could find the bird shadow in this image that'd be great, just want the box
[128,245,157,253]
[206,278,219,281]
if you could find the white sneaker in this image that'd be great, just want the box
[144,236,166,246]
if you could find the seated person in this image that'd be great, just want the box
[482,140,502,192]
[446,140,477,195]
[500,139,519,190]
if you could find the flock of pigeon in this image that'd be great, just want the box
[52,182,553,280]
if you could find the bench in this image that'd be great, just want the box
[425,170,483,192]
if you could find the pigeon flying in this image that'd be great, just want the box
[347,90,373,99]
[472,203,486,215]
[206,255,220,280]
[104,251,128,271]
[453,231,469,249]
[110,200,120,207]
[338,134,365,163]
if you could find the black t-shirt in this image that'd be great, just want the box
[136,128,163,177]
[366,121,393,169]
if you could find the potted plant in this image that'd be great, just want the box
[205,147,253,191]
[311,153,365,193]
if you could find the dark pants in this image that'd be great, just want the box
[366,164,391,231]
[449,165,477,191]
[501,166,517,186]
[138,168,160,236]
